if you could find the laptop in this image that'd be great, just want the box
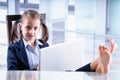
[40,38,85,71]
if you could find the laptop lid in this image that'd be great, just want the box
[40,38,84,71]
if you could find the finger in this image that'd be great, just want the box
[103,46,109,51]
[100,45,105,57]
[109,38,116,53]
[104,49,111,56]
[109,38,114,53]
[99,45,103,57]
[101,46,110,56]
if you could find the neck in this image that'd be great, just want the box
[23,38,36,48]
[29,41,36,49]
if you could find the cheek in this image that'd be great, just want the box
[38,27,41,32]
[20,25,24,32]
[20,27,24,33]
[21,28,27,36]
[35,30,40,35]
[36,27,40,33]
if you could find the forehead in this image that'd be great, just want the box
[22,16,41,25]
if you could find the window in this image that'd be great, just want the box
[0,8,7,44]
[28,0,39,4]
[20,0,24,3]
[108,0,120,35]
[0,0,7,2]
[0,9,7,22]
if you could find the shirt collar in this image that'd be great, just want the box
[22,38,43,48]
[36,39,43,46]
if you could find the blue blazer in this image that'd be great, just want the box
[7,39,49,70]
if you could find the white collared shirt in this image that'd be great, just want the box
[23,38,42,70]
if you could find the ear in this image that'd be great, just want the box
[18,23,22,30]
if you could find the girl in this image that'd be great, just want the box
[7,10,116,73]
[7,10,49,70]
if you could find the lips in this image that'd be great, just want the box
[27,35,35,38]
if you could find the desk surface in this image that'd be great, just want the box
[0,71,120,80]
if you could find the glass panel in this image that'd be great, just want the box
[69,0,75,5]
[0,23,7,44]
[74,0,95,33]
[108,0,120,71]
[0,9,7,22]
[52,21,65,45]
[0,0,7,2]
[20,0,24,3]
[67,15,75,31]
[52,31,65,45]
[20,8,39,14]
[0,8,7,44]
[28,0,39,4]
[108,0,120,35]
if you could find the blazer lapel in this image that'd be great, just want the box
[16,39,29,67]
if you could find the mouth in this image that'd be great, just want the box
[28,35,35,38]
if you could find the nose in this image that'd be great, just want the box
[29,29,34,34]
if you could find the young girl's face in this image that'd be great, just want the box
[20,16,40,43]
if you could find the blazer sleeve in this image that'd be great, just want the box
[7,45,18,70]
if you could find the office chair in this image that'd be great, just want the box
[6,14,46,44]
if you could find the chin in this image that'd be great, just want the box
[27,37,35,41]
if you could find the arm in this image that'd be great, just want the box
[7,45,18,70]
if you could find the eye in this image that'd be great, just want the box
[26,26,31,30]
[34,27,38,30]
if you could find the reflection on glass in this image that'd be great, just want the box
[6,71,39,80]
[87,72,109,80]
[6,71,21,80]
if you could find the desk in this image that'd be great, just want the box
[0,71,120,80]
[40,71,93,80]
[87,72,120,80]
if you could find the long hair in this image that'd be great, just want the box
[10,10,49,44]
[10,20,21,44]
[40,19,49,43]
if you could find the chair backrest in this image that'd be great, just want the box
[6,15,21,44]
[6,14,46,44]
